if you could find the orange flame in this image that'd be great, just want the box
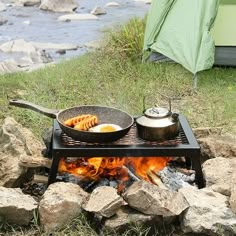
[127,157,172,181]
[58,156,171,186]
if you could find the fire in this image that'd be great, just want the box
[127,157,172,181]
[58,156,171,187]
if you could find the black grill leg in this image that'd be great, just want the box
[191,154,205,188]
[47,154,60,186]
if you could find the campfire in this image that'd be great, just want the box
[56,156,196,193]
[58,157,172,191]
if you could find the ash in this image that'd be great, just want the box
[159,166,196,191]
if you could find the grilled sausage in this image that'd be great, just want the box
[64,114,92,127]
[74,116,98,131]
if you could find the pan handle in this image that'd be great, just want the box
[9,99,59,119]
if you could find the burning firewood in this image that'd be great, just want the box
[147,170,167,189]
[122,166,140,182]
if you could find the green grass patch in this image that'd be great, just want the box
[0,51,236,138]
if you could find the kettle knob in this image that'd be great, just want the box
[171,113,179,122]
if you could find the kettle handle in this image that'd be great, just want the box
[142,93,172,112]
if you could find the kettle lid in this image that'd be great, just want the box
[144,107,170,118]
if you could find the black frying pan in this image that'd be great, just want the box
[9,99,134,143]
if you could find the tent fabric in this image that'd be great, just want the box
[211,4,236,46]
[143,0,220,74]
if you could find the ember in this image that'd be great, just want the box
[58,157,172,190]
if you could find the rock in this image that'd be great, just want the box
[30,50,53,64]
[0,187,38,225]
[0,2,6,12]
[23,20,31,25]
[230,171,236,214]
[202,157,236,196]
[16,0,41,6]
[179,187,236,236]
[58,13,98,21]
[0,60,21,74]
[90,6,106,15]
[193,127,223,139]
[199,135,236,160]
[0,117,43,187]
[56,49,66,55]
[0,16,7,25]
[83,186,123,218]
[105,2,120,7]
[30,41,78,50]
[40,0,78,13]
[0,39,37,53]
[39,182,88,232]
[123,180,189,217]
[103,205,159,232]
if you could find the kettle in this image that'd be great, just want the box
[136,96,180,141]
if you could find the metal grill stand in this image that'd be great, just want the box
[48,115,205,188]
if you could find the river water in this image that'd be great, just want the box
[0,0,150,62]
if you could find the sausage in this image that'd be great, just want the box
[64,114,92,127]
[74,116,98,131]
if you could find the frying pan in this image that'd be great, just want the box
[9,99,134,143]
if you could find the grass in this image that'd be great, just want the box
[0,17,236,235]
[0,51,235,139]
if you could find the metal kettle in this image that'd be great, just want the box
[136,96,180,141]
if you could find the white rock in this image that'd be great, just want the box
[90,6,106,15]
[40,0,78,13]
[16,0,41,6]
[0,39,37,53]
[0,2,6,11]
[58,13,98,21]
[30,41,78,50]
[202,157,236,196]
[180,187,236,235]
[0,187,38,225]
[39,182,88,232]
[105,2,120,7]
[83,186,123,218]
[0,60,21,74]
[0,117,43,186]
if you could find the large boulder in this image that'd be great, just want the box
[0,2,6,12]
[180,187,236,236]
[14,0,41,6]
[0,187,38,225]
[103,205,159,233]
[123,180,189,217]
[83,186,124,218]
[57,13,98,21]
[0,39,37,54]
[40,0,78,13]
[199,135,236,160]
[0,117,43,187]
[0,60,21,75]
[39,182,88,232]
[202,157,236,196]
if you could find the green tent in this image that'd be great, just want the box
[144,0,236,78]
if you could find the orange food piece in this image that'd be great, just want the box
[74,116,98,131]
[64,114,93,127]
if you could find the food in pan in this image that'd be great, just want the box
[74,116,98,131]
[89,124,122,132]
[64,114,94,127]
[64,114,98,131]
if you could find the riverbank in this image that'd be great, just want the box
[0,0,150,73]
